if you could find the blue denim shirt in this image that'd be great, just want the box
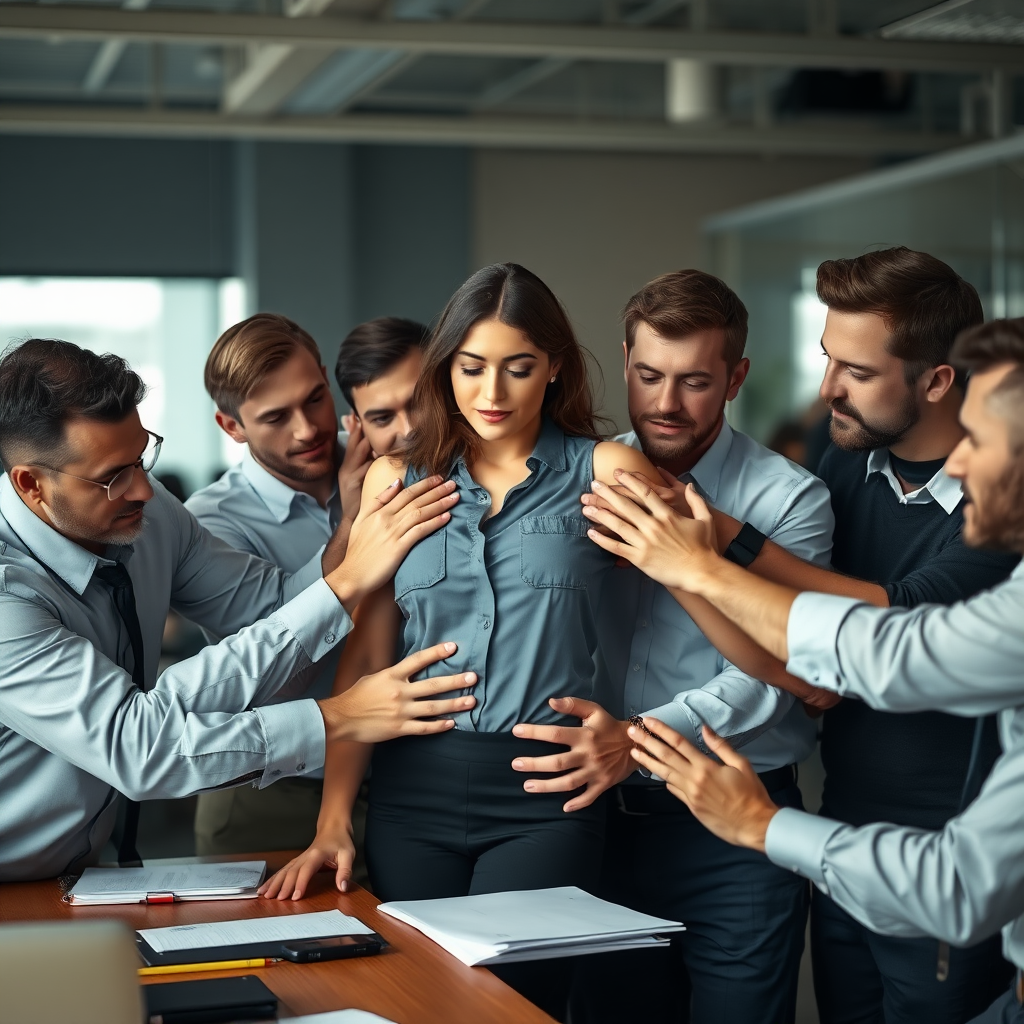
[394,419,619,733]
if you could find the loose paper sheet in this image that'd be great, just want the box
[286,1013,396,1024]
[139,909,374,954]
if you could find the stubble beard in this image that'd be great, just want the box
[963,456,1024,553]
[46,491,147,547]
[827,391,920,452]
[629,410,722,469]
[251,437,338,486]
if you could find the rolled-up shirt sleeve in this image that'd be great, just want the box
[766,739,1024,947]
[785,569,1024,717]
[0,576,348,800]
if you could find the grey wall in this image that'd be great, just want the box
[474,149,872,434]
[0,135,234,277]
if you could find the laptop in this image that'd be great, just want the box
[0,919,143,1024]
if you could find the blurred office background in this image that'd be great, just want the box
[3,3,1024,1018]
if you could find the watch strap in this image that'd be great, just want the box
[723,522,767,568]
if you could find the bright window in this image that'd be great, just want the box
[0,277,247,496]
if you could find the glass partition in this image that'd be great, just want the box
[705,135,1024,445]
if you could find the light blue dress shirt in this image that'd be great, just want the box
[766,564,1024,970]
[614,422,835,772]
[395,419,618,732]
[0,474,350,881]
[185,441,345,705]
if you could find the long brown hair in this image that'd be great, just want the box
[405,263,602,476]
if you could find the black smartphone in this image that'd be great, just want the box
[280,934,387,962]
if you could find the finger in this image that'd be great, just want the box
[586,527,633,559]
[291,856,327,901]
[395,641,459,678]
[335,848,354,894]
[684,482,714,524]
[523,770,588,795]
[370,478,404,509]
[580,503,647,547]
[626,722,696,770]
[551,696,600,719]
[272,863,303,901]
[589,479,654,526]
[399,490,460,525]
[409,695,478,718]
[511,753,580,774]
[395,512,454,547]
[404,718,459,735]
[341,413,358,435]
[639,717,703,761]
[386,475,451,512]
[563,784,603,813]
[657,467,682,488]
[405,669,477,694]
[701,725,751,772]
[510,724,576,745]
[611,471,676,520]
[629,745,675,781]
[258,866,289,899]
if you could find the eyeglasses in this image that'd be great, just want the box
[40,430,163,501]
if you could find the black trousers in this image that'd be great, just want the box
[571,778,809,1024]
[812,887,1012,1024]
[366,731,606,1021]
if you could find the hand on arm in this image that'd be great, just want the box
[324,458,459,614]
[582,471,799,663]
[628,717,780,852]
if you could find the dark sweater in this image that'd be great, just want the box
[817,445,1020,830]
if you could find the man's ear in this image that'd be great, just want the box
[726,358,751,401]
[8,465,46,504]
[214,410,248,444]
[922,364,957,404]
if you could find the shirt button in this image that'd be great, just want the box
[633,664,640,672]
[640,621,647,628]
[325,632,336,645]
[483,619,491,629]
[478,495,488,503]
[296,762,306,773]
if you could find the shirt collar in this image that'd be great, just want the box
[0,474,128,595]
[865,448,963,516]
[240,443,341,524]
[681,419,734,505]
[527,417,568,473]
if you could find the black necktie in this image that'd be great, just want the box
[93,562,146,868]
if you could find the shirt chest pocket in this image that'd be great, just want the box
[520,515,595,591]
[394,529,447,600]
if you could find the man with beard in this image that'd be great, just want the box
[515,269,836,1024]
[187,313,396,856]
[586,316,1024,1024]
[0,338,474,881]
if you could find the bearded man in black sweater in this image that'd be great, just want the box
[673,247,1018,1024]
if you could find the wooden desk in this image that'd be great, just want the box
[0,853,554,1024]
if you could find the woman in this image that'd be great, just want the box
[261,263,656,1017]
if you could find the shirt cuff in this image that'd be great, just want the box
[273,578,352,665]
[254,699,326,789]
[785,592,860,693]
[765,806,844,886]
[637,702,705,780]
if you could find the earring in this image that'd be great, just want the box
[550,376,557,383]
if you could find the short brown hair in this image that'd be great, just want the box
[622,270,748,368]
[951,317,1024,451]
[816,247,983,386]
[204,313,321,420]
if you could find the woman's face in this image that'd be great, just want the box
[451,318,559,445]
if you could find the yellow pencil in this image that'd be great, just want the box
[138,957,279,976]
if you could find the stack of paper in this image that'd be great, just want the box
[65,861,267,905]
[378,886,684,966]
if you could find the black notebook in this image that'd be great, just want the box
[144,975,277,1024]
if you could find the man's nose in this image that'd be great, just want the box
[127,469,154,503]
[655,382,682,414]
[293,412,317,439]
[819,365,842,404]
[394,411,412,440]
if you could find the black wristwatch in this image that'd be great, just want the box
[723,522,767,568]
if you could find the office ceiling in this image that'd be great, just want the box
[1,0,1023,157]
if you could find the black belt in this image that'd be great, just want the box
[616,764,797,815]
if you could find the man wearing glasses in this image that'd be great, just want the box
[0,338,474,882]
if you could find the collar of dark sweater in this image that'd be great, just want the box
[888,451,948,487]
